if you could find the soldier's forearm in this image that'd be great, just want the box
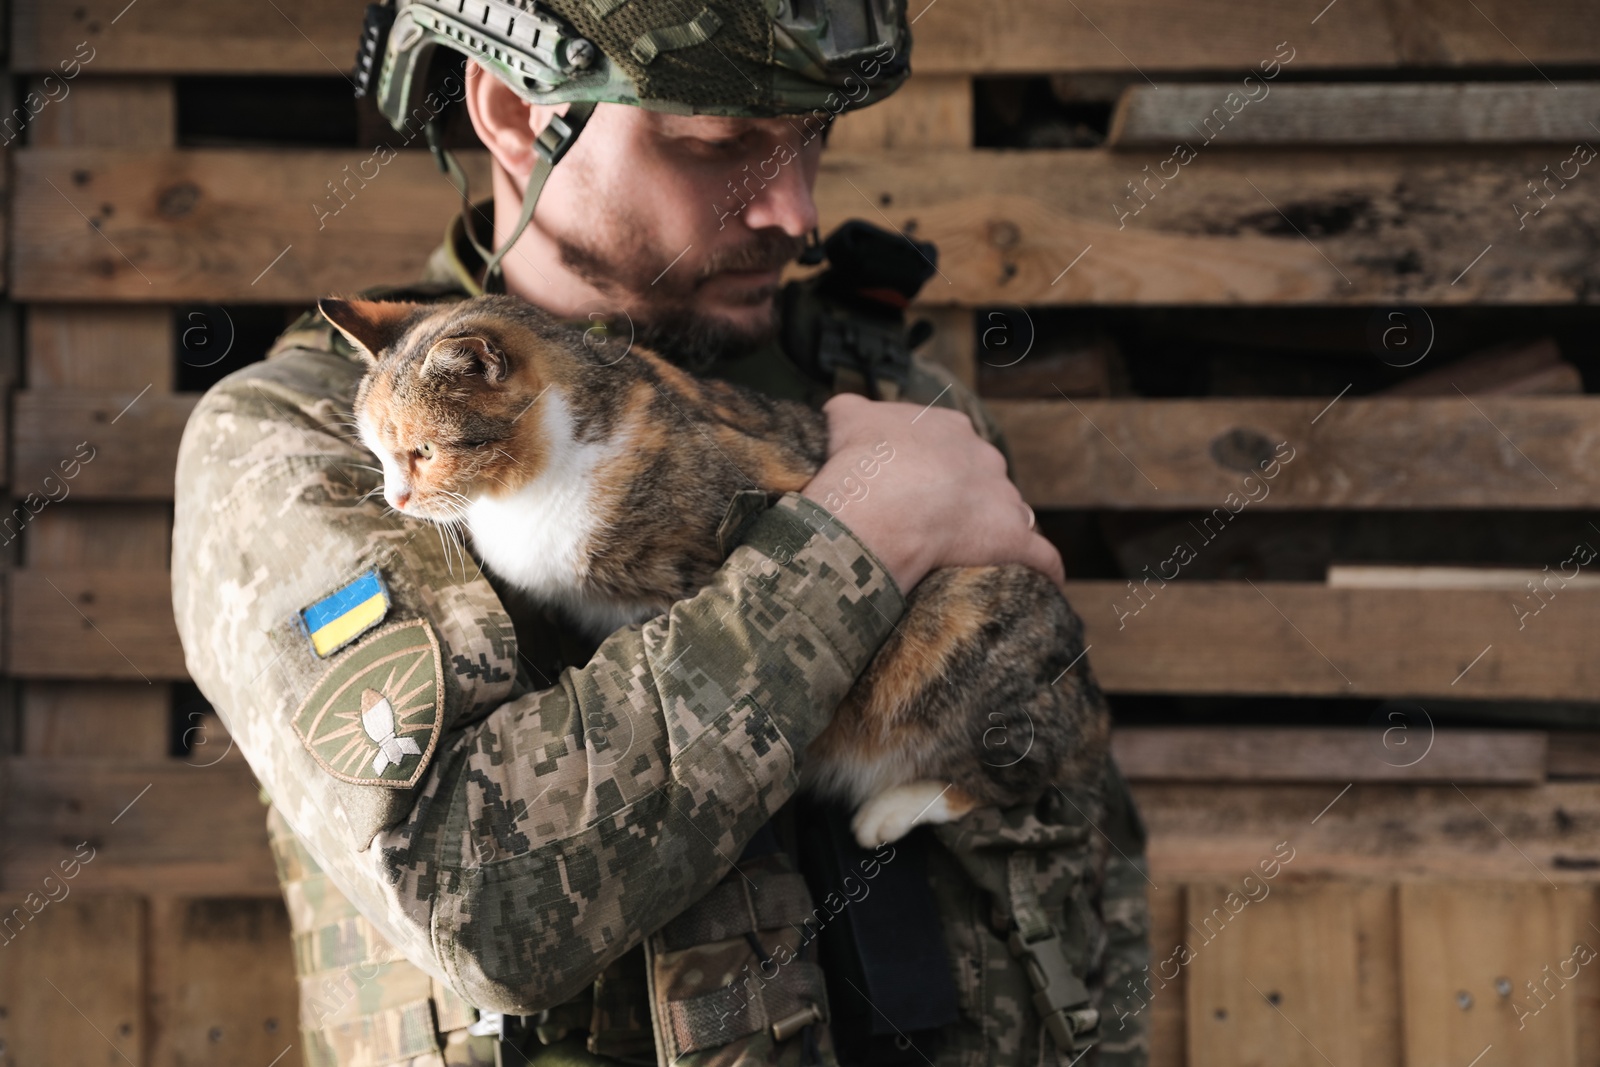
[375,493,906,1011]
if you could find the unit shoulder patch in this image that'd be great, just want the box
[292,617,446,789]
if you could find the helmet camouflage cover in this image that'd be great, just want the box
[353,0,911,286]
[360,0,912,126]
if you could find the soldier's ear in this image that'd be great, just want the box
[318,298,425,365]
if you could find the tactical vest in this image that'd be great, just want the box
[262,216,1149,1067]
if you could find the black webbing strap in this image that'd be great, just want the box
[793,796,960,1065]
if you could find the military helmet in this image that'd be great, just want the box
[359,0,911,121]
[352,0,911,287]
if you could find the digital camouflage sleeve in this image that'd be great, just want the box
[171,334,908,1013]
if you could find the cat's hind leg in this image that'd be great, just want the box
[851,780,977,848]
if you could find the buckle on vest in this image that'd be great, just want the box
[1007,929,1100,1052]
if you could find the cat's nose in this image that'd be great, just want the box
[389,488,410,510]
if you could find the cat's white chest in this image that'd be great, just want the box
[467,464,601,599]
[463,394,650,640]
[466,396,606,592]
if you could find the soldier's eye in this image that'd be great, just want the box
[415,442,435,459]
[695,130,751,154]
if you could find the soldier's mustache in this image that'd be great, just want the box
[696,234,806,281]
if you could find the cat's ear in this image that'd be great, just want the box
[422,336,508,385]
[318,298,424,365]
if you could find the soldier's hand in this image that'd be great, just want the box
[802,393,1065,593]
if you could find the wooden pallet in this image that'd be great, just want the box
[3,2,1600,1065]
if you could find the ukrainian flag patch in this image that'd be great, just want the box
[302,569,390,658]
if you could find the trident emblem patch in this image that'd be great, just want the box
[292,618,445,789]
[361,688,423,775]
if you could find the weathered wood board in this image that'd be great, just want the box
[9,568,182,680]
[993,397,1600,510]
[148,896,302,1067]
[1,759,279,896]
[1113,727,1548,784]
[1185,883,1364,1067]
[14,391,198,501]
[19,572,1600,699]
[0,894,146,1065]
[1140,782,1600,883]
[14,147,1600,304]
[13,0,1600,75]
[1072,581,1600,700]
[25,392,1600,512]
[1111,82,1600,146]
[1398,883,1599,1066]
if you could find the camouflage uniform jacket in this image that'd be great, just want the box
[171,208,1150,1067]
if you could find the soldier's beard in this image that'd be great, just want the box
[553,226,802,372]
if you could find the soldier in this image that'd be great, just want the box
[171,1,1151,1064]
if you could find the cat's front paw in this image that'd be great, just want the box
[850,781,976,848]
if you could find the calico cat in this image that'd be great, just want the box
[320,293,1109,847]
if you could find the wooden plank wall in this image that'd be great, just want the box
[2,2,1599,1065]
[1,73,296,1067]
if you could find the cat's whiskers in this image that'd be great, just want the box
[419,502,463,575]
[430,521,463,579]
[424,490,477,577]
[432,507,485,582]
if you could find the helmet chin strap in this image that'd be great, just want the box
[426,98,599,296]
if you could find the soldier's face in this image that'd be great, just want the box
[548,107,822,363]
[467,64,826,366]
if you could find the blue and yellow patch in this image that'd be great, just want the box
[302,569,390,657]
